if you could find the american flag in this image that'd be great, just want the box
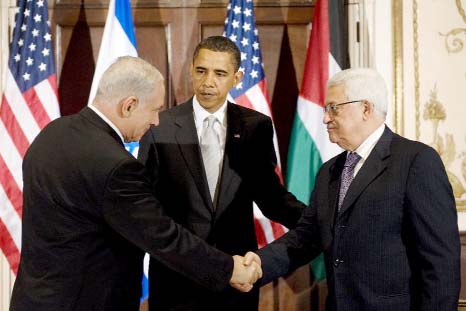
[0,0,60,273]
[223,0,286,247]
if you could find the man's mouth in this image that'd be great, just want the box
[200,91,215,97]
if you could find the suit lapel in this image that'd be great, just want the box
[216,103,243,220]
[329,153,346,229]
[173,100,213,211]
[337,126,392,218]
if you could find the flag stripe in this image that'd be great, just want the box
[35,75,60,120]
[115,0,137,47]
[4,71,42,143]
[253,207,275,246]
[0,183,22,247]
[0,121,24,189]
[0,218,20,272]
[23,88,50,129]
[243,81,271,116]
[286,113,322,204]
[253,218,267,248]
[270,221,285,238]
[329,0,349,69]
[299,0,329,107]
[234,93,254,110]
[0,155,23,217]
[0,97,30,156]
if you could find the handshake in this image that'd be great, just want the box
[229,252,262,292]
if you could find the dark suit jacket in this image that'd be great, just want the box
[10,107,233,311]
[257,126,461,311]
[138,99,304,311]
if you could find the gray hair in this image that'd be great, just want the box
[95,56,164,105]
[327,67,387,117]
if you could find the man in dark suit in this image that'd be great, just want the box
[138,36,305,310]
[10,56,261,311]
[245,68,461,310]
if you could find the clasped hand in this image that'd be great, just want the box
[229,252,262,292]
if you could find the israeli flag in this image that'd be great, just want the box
[89,0,148,303]
[88,0,138,105]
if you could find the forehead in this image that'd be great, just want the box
[326,84,346,103]
[193,49,235,70]
[146,81,165,107]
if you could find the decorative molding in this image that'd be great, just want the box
[52,0,313,9]
[456,0,466,24]
[439,0,466,55]
[422,86,466,211]
[392,0,403,135]
[412,0,420,141]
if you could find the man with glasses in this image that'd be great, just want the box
[245,67,460,310]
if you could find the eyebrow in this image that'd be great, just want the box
[194,66,229,75]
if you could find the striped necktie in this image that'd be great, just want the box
[338,152,361,212]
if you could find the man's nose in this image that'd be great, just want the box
[202,72,215,86]
[323,111,331,124]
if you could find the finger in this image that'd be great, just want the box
[243,251,260,266]
[250,262,262,282]
[231,282,253,292]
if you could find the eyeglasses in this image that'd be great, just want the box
[323,100,365,115]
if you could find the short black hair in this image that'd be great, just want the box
[193,36,241,72]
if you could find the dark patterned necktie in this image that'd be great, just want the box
[338,152,361,212]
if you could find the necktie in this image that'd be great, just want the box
[338,152,361,212]
[200,115,221,203]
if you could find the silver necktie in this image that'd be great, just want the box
[200,115,221,203]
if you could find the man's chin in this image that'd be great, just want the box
[328,134,338,144]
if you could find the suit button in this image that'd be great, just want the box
[334,258,344,267]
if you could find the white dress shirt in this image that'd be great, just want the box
[192,96,227,161]
[88,105,124,143]
[352,123,385,177]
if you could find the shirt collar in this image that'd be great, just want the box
[88,104,125,143]
[353,123,385,161]
[192,95,227,127]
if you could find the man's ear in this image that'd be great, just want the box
[234,70,244,86]
[119,96,138,118]
[362,100,372,120]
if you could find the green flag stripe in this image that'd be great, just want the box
[286,113,323,205]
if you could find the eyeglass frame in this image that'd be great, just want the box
[323,99,365,115]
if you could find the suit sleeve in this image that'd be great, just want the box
[247,117,305,229]
[102,158,233,292]
[256,183,322,284]
[405,146,460,310]
[137,127,159,185]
